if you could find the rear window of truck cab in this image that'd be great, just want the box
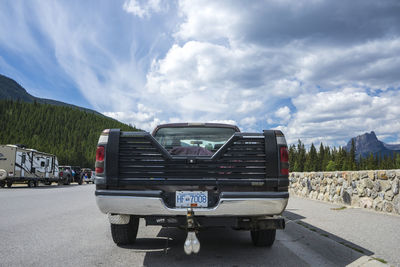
[153,127,237,153]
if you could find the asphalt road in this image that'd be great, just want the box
[0,184,396,266]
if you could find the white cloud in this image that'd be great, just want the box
[296,39,400,90]
[240,116,257,127]
[146,41,271,118]
[238,101,262,113]
[270,79,303,97]
[275,106,291,120]
[104,103,166,131]
[208,119,237,125]
[123,0,163,18]
[149,0,400,146]
[145,40,297,127]
[175,0,239,42]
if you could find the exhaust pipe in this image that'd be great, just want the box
[184,208,200,255]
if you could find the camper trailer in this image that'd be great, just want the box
[0,145,60,188]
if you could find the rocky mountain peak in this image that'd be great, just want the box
[363,131,377,139]
[346,131,400,158]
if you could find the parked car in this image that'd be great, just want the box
[59,165,83,185]
[81,168,94,184]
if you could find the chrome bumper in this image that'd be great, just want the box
[95,191,289,217]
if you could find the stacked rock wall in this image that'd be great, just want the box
[289,170,400,215]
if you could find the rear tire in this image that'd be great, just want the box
[110,216,139,245]
[251,229,276,247]
[64,175,71,185]
[0,181,5,188]
[28,180,35,188]
[6,181,13,188]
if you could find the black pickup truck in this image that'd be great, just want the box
[94,123,289,254]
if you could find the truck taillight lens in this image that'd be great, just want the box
[96,146,105,161]
[96,146,105,175]
[280,146,289,175]
[60,171,63,177]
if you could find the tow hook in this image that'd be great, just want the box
[184,208,200,255]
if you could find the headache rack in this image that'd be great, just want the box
[104,129,286,187]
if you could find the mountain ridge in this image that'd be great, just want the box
[0,73,103,116]
[346,131,400,158]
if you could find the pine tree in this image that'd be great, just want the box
[335,147,345,171]
[323,145,331,171]
[366,153,375,170]
[294,140,306,172]
[317,143,325,171]
[396,153,400,169]
[304,143,318,171]
[288,144,296,172]
[349,138,357,170]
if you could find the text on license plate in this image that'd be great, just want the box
[176,191,208,208]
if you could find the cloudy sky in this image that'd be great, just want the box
[1,0,400,146]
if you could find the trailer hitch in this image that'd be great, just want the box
[184,208,200,255]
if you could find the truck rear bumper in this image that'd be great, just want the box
[95,190,289,217]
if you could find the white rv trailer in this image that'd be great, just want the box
[0,145,60,188]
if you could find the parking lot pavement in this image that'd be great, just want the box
[0,185,393,266]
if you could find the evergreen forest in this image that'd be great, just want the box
[289,140,400,172]
[0,100,138,168]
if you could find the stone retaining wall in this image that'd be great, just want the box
[289,170,400,215]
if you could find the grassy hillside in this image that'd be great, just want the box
[0,100,138,168]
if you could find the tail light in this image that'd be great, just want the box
[280,146,289,175]
[96,146,105,174]
[59,171,63,177]
[96,146,105,161]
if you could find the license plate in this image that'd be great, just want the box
[176,191,208,208]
